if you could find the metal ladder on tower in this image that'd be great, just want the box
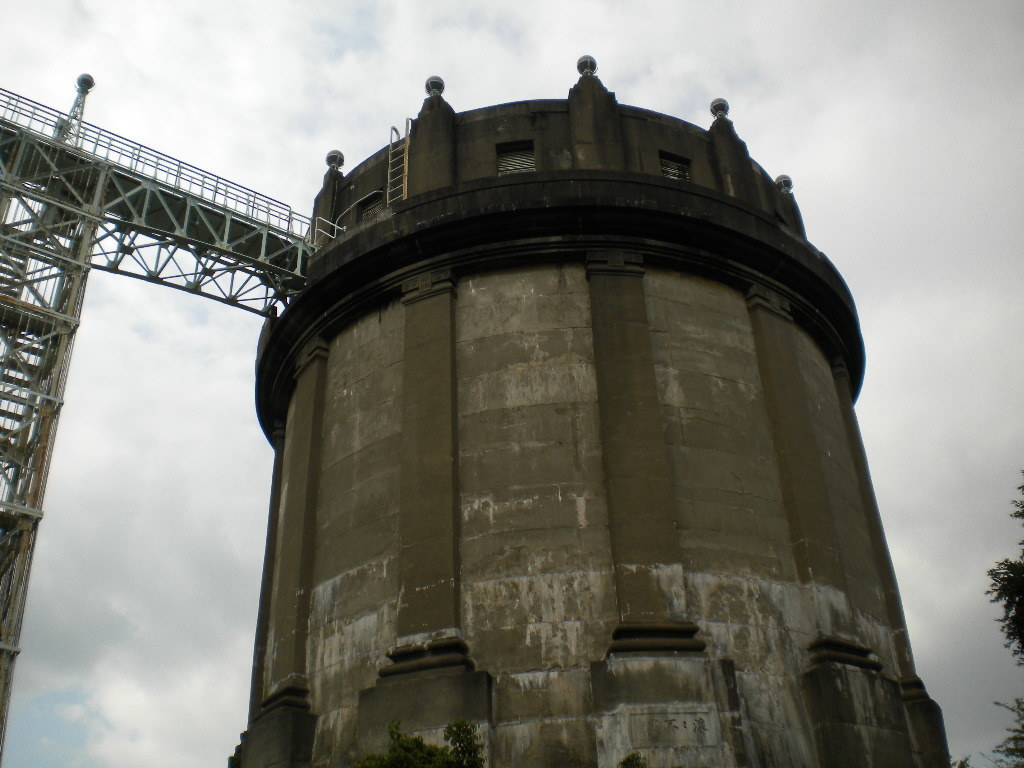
[385,119,410,207]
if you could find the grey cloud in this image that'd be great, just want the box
[4,0,1023,763]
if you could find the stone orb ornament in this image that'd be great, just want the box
[425,76,445,96]
[325,150,344,169]
[577,55,597,76]
[775,174,794,193]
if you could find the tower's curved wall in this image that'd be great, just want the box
[237,73,948,768]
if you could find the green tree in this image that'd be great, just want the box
[353,720,484,768]
[993,698,1024,767]
[988,473,1024,664]
[442,720,485,768]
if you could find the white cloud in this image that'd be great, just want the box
[4,0,1024,763]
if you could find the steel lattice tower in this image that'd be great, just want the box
[0,76,319,758]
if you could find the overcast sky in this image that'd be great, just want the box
[3,1,1023,765]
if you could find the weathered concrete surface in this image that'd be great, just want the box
[244,263,947,768]
[395,271,460,643]
[308,304,404,768]
[243,76,948,767]
[646,270,813,761]
[587,254,682,629]
[357,668,493,758]
[802,660,916,766]
[263,342,328,703]
[238,698,317,768]
[457,265,614,766]
[592,654,750,767]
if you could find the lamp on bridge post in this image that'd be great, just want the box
[53,73,94,143]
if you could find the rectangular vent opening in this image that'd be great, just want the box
[359,193,385,220]
[659,152,691,181]
[497,141,535,176]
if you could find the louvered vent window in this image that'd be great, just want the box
[497,141,535,176]
[659,152,691,181]
[359,193,385,220]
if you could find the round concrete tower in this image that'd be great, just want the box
[235,64,949,768]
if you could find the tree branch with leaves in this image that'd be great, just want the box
[988,472,1024,664]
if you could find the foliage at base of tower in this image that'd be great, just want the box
[353,720,484,768]
[988,473,1024,664]
[618,753,693,768]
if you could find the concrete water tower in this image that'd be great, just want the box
[234,60,949,768]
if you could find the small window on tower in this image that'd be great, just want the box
[659,151,691,182]
[497,141,535,175]
[359,191,385,220]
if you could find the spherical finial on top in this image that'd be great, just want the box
[577,55,597,76]
[77,73,95,93]
[775,174,794,193]
[326,149,345,169]
[425,76,445,96]
[710,98,729,119]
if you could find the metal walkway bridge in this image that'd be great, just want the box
[0,77,315,757]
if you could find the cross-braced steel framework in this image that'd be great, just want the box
[0,83,313,757]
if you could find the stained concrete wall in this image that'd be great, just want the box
[641,269,911,764]
[791,330,890,627]
[245,73,944,768]
[307,304,404,767]
[645,270,813,762]
[456,264,614,765]
[244,261,941,768]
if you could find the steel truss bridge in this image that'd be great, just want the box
[0,79,320,757]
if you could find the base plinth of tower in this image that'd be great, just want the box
[235,682,317,768]
[356,666,493,758]
[901,676,953,768]
[802,655,917,767]
[591,653,751,767]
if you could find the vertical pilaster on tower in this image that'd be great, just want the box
[775,174,807,236]
[390,269,466,663]
[406,78,456,197]
[352,270,494,758]
[831,359,913,671]
[248,426,287,724]
[707,100,761,207]
[830,360,950,767]
[745,284,853,607]
[239,343,327,768]
[312,151,345,245]
[266,340,329,696]
[586,252,704,653]
[568,58,626,171]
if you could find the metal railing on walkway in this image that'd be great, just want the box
[0,87,309,237]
